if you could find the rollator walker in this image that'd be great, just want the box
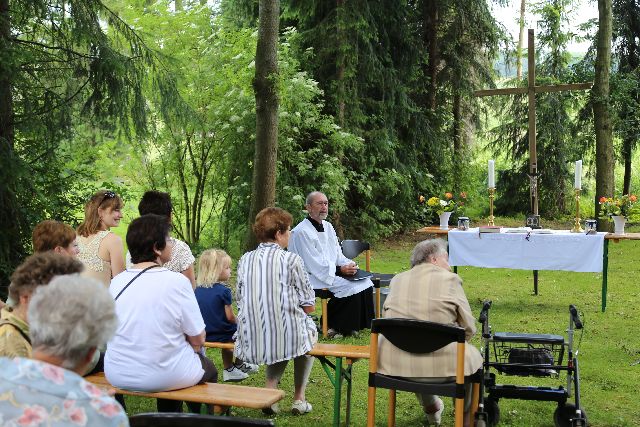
[474,301,587,427]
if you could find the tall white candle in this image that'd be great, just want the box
[488,160,495,188]
[574,160,582,190]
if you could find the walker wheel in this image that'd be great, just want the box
[485,397,500,426]
[554,403,588,427]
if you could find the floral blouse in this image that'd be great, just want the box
[0,357,128,427]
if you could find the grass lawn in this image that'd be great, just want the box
[120,220,640,426]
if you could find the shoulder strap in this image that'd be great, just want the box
[0,319,31,345]
[114,265,160,301]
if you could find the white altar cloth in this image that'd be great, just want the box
[448,229,606,272]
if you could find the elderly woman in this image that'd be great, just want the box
[0,275,128,426]
[0,252,84,358]
[234,207,317,415]
[378,239,482,427]
[105,214,216,413]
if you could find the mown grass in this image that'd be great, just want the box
[121,219,640,426]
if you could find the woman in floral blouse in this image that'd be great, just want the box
[0,275,127,427]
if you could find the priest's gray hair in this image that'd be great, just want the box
[305,191,326,206]
[28,275,117,370]
[410,239,448,268]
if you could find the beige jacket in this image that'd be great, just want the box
[377,262,482,377]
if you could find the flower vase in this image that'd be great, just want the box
[439,212,452,230]
[612,215,626,235]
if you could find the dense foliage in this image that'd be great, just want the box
[0,0,637,291]
[0,0,178,291]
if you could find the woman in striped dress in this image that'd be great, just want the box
[234,207,317,415]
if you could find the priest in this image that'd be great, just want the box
[288,191,374,338]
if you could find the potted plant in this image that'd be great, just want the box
[598,194,637,234]
[419,192,466,229]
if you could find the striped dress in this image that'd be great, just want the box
[234,242,317,365]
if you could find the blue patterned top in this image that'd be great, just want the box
[0,357,128,427]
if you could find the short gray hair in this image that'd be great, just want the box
[305,191,325,206]
[28,275,117,370]
[410,239,448,268]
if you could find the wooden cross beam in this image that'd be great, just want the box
[475,29,592,216]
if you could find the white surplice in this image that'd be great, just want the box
[289,218,373,298]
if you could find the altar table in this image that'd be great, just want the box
[417,226,640,311]
[447,228,605,272]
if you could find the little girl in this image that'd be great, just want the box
[194,249,258,382]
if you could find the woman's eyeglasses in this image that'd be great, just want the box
[99,191,116,205]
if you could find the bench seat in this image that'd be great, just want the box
[84,372,284,409]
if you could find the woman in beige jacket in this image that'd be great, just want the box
[378,238,482,427]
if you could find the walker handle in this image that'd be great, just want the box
[569,304,583,329]
[479,300,492,324]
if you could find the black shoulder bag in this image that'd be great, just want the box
[114,264,159,301]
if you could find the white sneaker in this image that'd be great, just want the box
[291,400,312,415]
[223,366,248,382]
[234,361,259,374]
[425,397,444,426]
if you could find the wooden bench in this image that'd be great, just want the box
[205,341,370,427]
[84,372,284,413]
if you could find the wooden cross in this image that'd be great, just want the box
[475,29,592,216]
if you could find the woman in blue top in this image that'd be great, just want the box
[194,249,258,382]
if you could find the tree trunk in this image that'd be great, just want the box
[593,0,614,229]
[175,0,183,11]
[516,0,526,80]
[246,0,280,252]
[622,137,632,194]
[0,0,12,152]
[452,88,462,194]
[0,0,23,292]
[336,0,345,127]
[423,0,439,110]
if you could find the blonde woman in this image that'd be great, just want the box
[194,249,258,382]
[77,190,125,286]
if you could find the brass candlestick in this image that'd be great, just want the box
[571,188,584,233]
[488,187,495,226]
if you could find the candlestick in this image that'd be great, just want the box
[488,187,495,226]
[574,160,582,190]
[488,160,495,188]
[571,189,584,233]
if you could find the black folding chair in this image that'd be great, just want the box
[367,318,476,427]
[342,240,394,318]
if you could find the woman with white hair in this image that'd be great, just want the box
[377,239,482,427]
[0,275,127,426]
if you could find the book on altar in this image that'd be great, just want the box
[479,226,501,233]
[503,227,532,233]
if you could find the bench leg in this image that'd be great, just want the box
[333,356,343,427]
[345,360,353,425]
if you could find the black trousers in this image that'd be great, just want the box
[326,286,375,335]
[156,351,218,413]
